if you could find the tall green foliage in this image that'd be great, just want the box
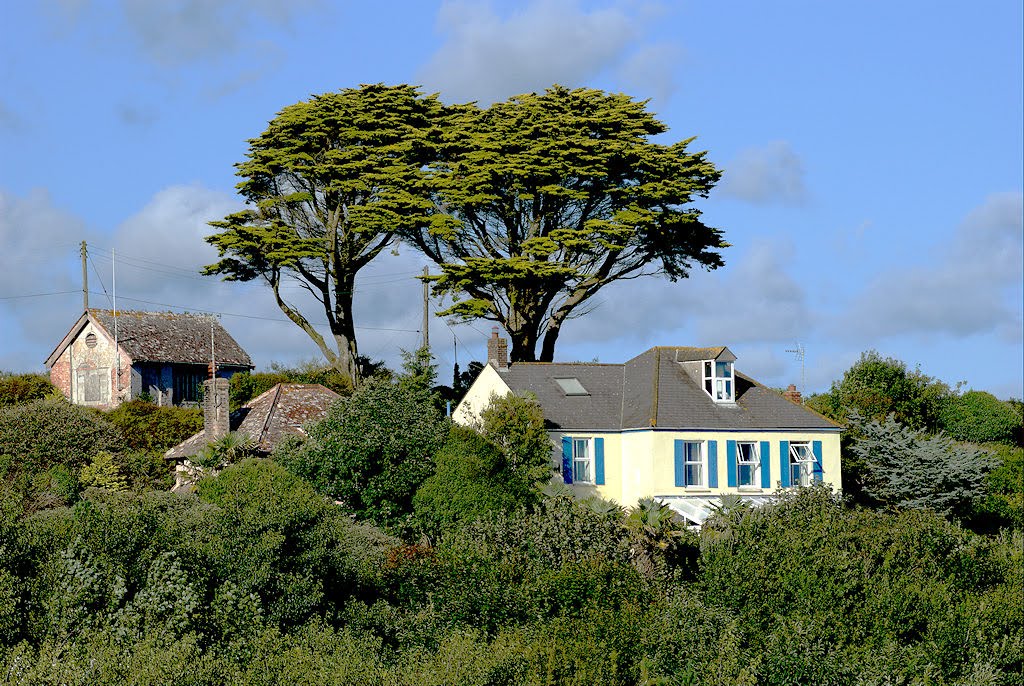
[807,350,953,432]
[205,84,443,382]
[410,85,724,362]
[276,376,449,528]
[478,391,553,486]
[939,390,1021,445]
[414,426,534,534]
[103,400,202,452]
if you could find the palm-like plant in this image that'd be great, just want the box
[193,432,254,469]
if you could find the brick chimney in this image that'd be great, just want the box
[203,377,230,441]
[487,327,508,370]
[782,384,802,404]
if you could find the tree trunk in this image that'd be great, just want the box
[330,274,361,385]
[539,319,562,362]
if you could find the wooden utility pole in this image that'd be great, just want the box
[80,241,88,311]
[422,266,430,350]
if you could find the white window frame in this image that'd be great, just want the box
[572,437,594,484]
[789,442,814,487]
[682,440,705,487]
[703,360,735,402]
[736,441,760,487]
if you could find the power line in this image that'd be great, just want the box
[88,291,420,333]
[0,290,80,300]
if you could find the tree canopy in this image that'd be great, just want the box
[806,350,953,432]
[204,84,442,382]
[411,86,725,362]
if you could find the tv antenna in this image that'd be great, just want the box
[786,342,806,394]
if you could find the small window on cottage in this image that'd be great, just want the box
[572,438,593,483]
[789,442,814,487]
[736,442,759,486]
[554,378,588,396]
[85,332,98,348]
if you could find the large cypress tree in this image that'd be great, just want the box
[204,84,441,383]
[411,86,726,362]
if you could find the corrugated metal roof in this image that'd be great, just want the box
[89,309,252,367]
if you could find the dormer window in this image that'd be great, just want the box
[703,360,734,402]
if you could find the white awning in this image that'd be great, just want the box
[658,494,776,526]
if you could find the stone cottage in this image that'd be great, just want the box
[44,309,253,409]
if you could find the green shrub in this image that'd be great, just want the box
[939,390,1021,445]
[228,371,291,410]
[104,400,202,453]
[414,425,537,535]
[0,373,58,406]
[79,453,128,491]
[197,459,370,627]
[0,399,123,473]
[278,376,449,528]
[848,412,994,519]
[478,391,554,486]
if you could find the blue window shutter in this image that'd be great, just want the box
[707,440,718,488]
[779,440,791,488]
[760,441,771,488]
[674,440,684,487]
[812,440,824,482]
[726,440,737,487]
[561,436,573,484]
[594,438,605,485]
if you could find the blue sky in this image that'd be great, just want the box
[1,0,1021,398]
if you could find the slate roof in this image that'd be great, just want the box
[88,310,252,367]
[164,383,339,460]
[495,346,839,432]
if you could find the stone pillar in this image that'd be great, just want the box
[487,327,508,370]
[203,378,230,441]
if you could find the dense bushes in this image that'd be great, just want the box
[103,400,202,452]
[0,399,123,473]
[939,390,1021,445]
[0,483,1018,684]
[0,373,57,406]
[276,376,449,528]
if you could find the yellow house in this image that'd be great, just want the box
[455,331,842,525]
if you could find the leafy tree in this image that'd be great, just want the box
[939,390,1021,445]
[410,85,724,362]
[276,376,449,528]
[848,413,993,519]
[806,350,953,432]
[205,84,442,382]
[477,391,553,486]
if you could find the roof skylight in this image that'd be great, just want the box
[554,377,588,396]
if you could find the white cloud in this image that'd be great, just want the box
[615,42,681,104]
[57,0,318,66]
[418,0,664,104]
[558,239,812,350]
[842,192,1023,340]
[719,140,808,206]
